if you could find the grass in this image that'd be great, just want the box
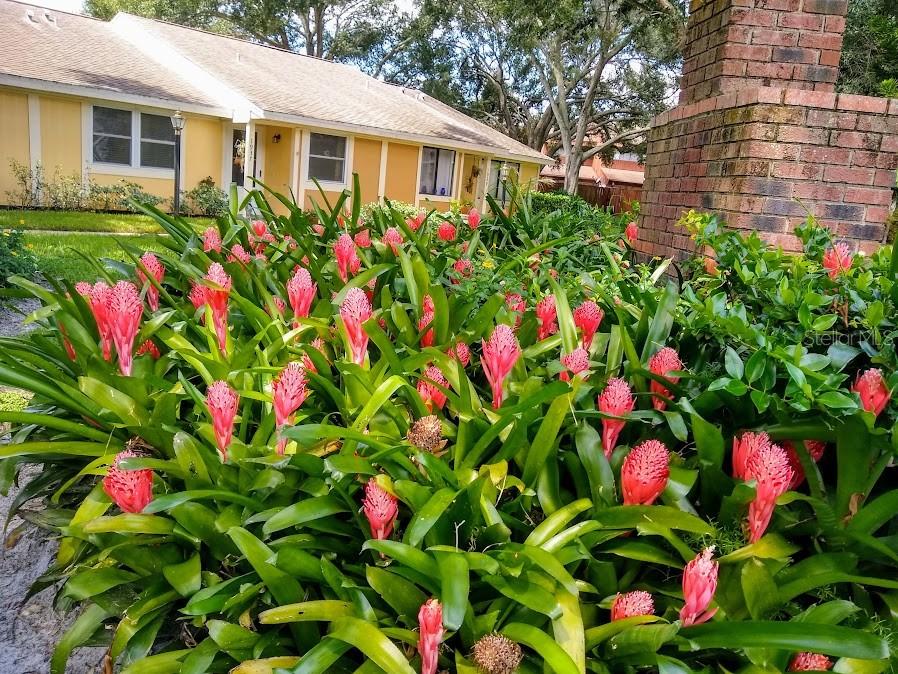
[25,232,168,282]
[1,209,215,234]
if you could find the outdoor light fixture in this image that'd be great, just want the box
[272,133,282,144]
[170,110,185,214]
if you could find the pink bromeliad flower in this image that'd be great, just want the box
[340,288,372,365]
[268,297,286,316]
[505,292,525,314]
[788,653,833,671]
[452,258,473,282]
[102,449,153,513]
[448,341,470,367]
[611,591,654,621]
[418,295,435,347]
[732,431,772,481]
[334,233,361,283]
[362,477,398,539]
[354,229,372,248]
[136,339,161,359]
[382,227,403,254]
[228,243,252,264]
[272,362,309,454]
[573,300,603,349]
[437,221,456,242]
[852,368,890,417]
[418,365,448,411]
[204,263,232,354]
[188,282,208,322]
[206,380,239,461]
[822,242,852,280]
[287,267,317,324]
[648,346,683,411]
[625,221,638,244]
[136,252,164,312]
[481,324,521,409]
[59,323,77,361]
[417,598,443,674]
[745,440,793,543]
[622,439,670,505]
[107,281,143,376]
[202,227,222,253]
[560,348,590,382]
[312,223,325,236]
[407,211,426,231]
[536,295,558,340]
[680,547,718,626]
[782,440,826,489]
[302,337,326,373]
[598,378,635,457]
[76,281,113,361]
[466,208,481,230]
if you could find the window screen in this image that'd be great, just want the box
[140,113,176,169]
[307,133,347,183]
[92,107,132,165]
[419,147,456,196]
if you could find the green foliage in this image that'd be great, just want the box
[0,228,37,285]
[1,179,897,674]
[838,0,898,96]
[182,177,229,217]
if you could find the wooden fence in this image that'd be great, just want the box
[538,181,642,213]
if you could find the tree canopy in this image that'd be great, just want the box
[837,0,898,97]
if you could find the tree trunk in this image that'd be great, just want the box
[563,150,582,194]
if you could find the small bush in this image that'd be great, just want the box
[0,228,37,285]
[5,159,44,209]
[529,189,592,216]
[183,176,229,217]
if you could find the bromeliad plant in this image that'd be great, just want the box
[0,178,897,674]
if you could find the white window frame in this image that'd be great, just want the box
[418,145,457,200]
[487,159,521,206]
[139,112,177,169]
[303,130,352,189]
[86,104,177,179]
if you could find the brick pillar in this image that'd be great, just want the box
[639,0,898,258]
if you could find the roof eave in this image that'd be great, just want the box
[259,109,553,165]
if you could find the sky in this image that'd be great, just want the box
[39,0,82,12]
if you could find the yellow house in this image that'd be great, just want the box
[0,0,550,214]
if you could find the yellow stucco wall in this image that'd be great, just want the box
[184,116,223,189]
[420,199,451,213]
[352,137,381,205]
[260,125,293,214]
[40,97,81,178]
[0,91,30,202]
[518,162,540,191]
[91,173,173,201]
[383,142,418,204]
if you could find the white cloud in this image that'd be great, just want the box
[39,0,83,14]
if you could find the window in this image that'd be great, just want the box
[419,147,455,196]
[307,133,347,183]
[91,106,177,170]
[92,106,132,165]
[488,160,520,205]
[140,113,176,169]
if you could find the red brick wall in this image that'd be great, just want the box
[639,87,898,258]
[680,0,847,105]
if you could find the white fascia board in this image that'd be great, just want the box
[259,110,553,166]
[109,14,261,122]
[0,73,230,117]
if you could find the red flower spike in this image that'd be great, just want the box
[481,324,521,409]
[574,300,604,349]
[334,233,361,283]
[302,337,326,373]
[621,439,670,505]
[188,282,207,313]
[382,227,403,254]
[102,449,153,513]
[107,281,143,376]
[437,221,456,242]
[467,208,481,230]
[136,252,164,312]
[680,547,718,627]
[789,653,833,671]
[287,267,317,324]
[60,323,77,361]
[648,346,683,411]
[418,365,448,411]
[312,223,325,236]
[611,591,654,621]
[782,440,827,489]
[407,211,426,231]
[136,339,161,359]
[354,229,371,248]
[505,293,525,314]
[452,258,473,282]
[625,221,638,244]
[78,281,114,361]
[852,368,890,417]
[448,341,470,367]
[822,242,852,280]
[272,362,309,454]
[598,378,635,457]
[417,598,443,674]
[418,295,435,347]
[746,440,793,543]
[560,348,590,382]
[228,243,252,264]
[732,431,772,481]
[536,296,558,340]
[206,380,239,461]
[202,227,222,253]
[340,287,372,365]
[204,263,231,354]
[362,477,398,540]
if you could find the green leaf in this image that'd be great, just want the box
[326,618,416,674]
[259,600,354,624]
[585,616,660,649]
[436,552,469,632]
[366,566,427,619]
[262,496,347,536]
[163,554,201,596]
[403,488,458,547]
[725,347,744,380]
[501,622,580,674]
[522,392,572,486]
[592,506,714,534]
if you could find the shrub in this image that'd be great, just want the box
[183,177,229,217]
[0,227,37,285]
[5,159,44,208]
[529,190,592,216]
[0,179,896,674]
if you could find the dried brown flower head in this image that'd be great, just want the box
[407,415,443,452]
[472,633,523,674]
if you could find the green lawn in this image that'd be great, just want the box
[1,209,214,234]
[25,232,169,282]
